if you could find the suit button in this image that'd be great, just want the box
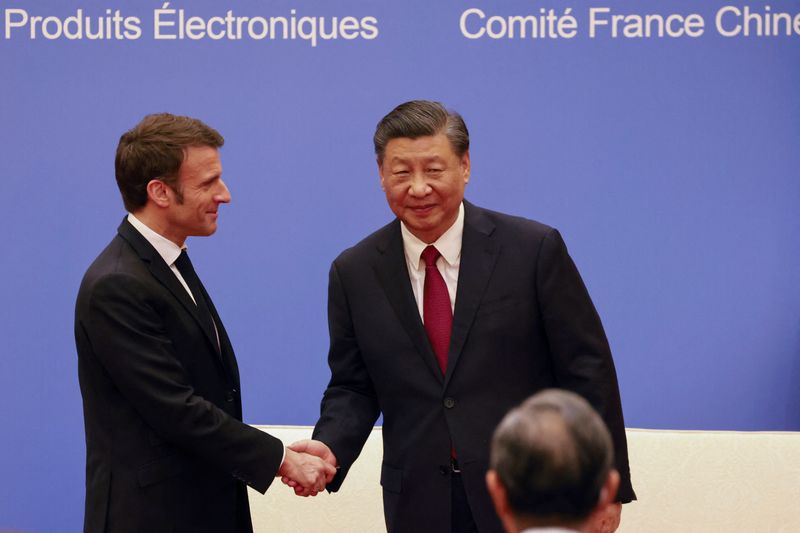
[225,392,235,402]
[438,465,449,476]
[443,397,456,409]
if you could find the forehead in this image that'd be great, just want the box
[383,133,458,162]
[179,145,221,177]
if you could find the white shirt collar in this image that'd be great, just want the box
[127,213,185,266]
[401,202,464,270]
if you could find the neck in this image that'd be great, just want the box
[132,208,185,247]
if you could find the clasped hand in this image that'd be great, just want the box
[277,439,338,497]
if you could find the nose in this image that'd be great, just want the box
[408,173,431,197]
[215,179,231,204]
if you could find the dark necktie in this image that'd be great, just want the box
[174,250,218,352]
[422,245,452,374]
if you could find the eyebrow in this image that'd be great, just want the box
[389,155,445,164]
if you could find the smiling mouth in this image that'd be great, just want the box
[410,204,435,213]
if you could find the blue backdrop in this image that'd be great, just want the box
[2,0,799,530]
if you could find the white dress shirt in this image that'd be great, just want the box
[127,213,197,303]
[401,202,464,320]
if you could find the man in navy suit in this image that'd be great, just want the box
[287,101,635,532]
[75,113,334,533]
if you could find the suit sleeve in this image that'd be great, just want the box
[536,229,636,502]
[312,260,381,491]
[80,272,284,493]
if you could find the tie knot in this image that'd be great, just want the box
[174,250,194,277]
[421,245,441,269]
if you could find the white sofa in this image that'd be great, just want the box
[250,426,800,532]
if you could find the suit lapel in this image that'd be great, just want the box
[372,222,445,383]
[117,219,228,372]
[203,289,239,387]
[444,202,499,388]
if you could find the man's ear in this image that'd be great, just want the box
[461,150,471,184]
[377,159,386,191]
[598,469,620,509]
[146,179,171,208]
[486,470,509,518]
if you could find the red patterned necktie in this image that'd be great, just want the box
[422,245,452,374]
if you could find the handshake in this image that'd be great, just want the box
[276,439,338,497]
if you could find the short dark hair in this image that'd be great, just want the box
[490,389,614,523]
[373,100,469,163]
[115,113,224,212]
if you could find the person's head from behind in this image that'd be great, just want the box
[486,389,620,533]
[115,113,230,245]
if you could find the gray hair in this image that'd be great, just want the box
[373,100,469,162]
[489,389,614,522]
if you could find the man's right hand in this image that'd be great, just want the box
[281,439,339,497]
[276,448,337,495]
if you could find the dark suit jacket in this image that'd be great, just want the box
[313,201,635,533]
[74,219,283,533]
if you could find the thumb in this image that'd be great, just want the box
[287,439,312,453]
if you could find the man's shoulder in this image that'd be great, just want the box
[83,232,134,273]
[465,202,555,240]
[77,231,151,302]
[333,218,399,265]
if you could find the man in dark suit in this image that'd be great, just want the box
[75,113,334,533]
[486,389,621,533]
[287,100,635,532]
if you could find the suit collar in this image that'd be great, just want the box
[373,221,445,383]
[126,213,183,266]
[372,201,499,386]
[117,216,162,265]
[444,201,498,387]
[117,218,234,380]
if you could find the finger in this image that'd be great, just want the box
[295,486,316,497]
[323,463,337,481]
[287,439,311,453]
